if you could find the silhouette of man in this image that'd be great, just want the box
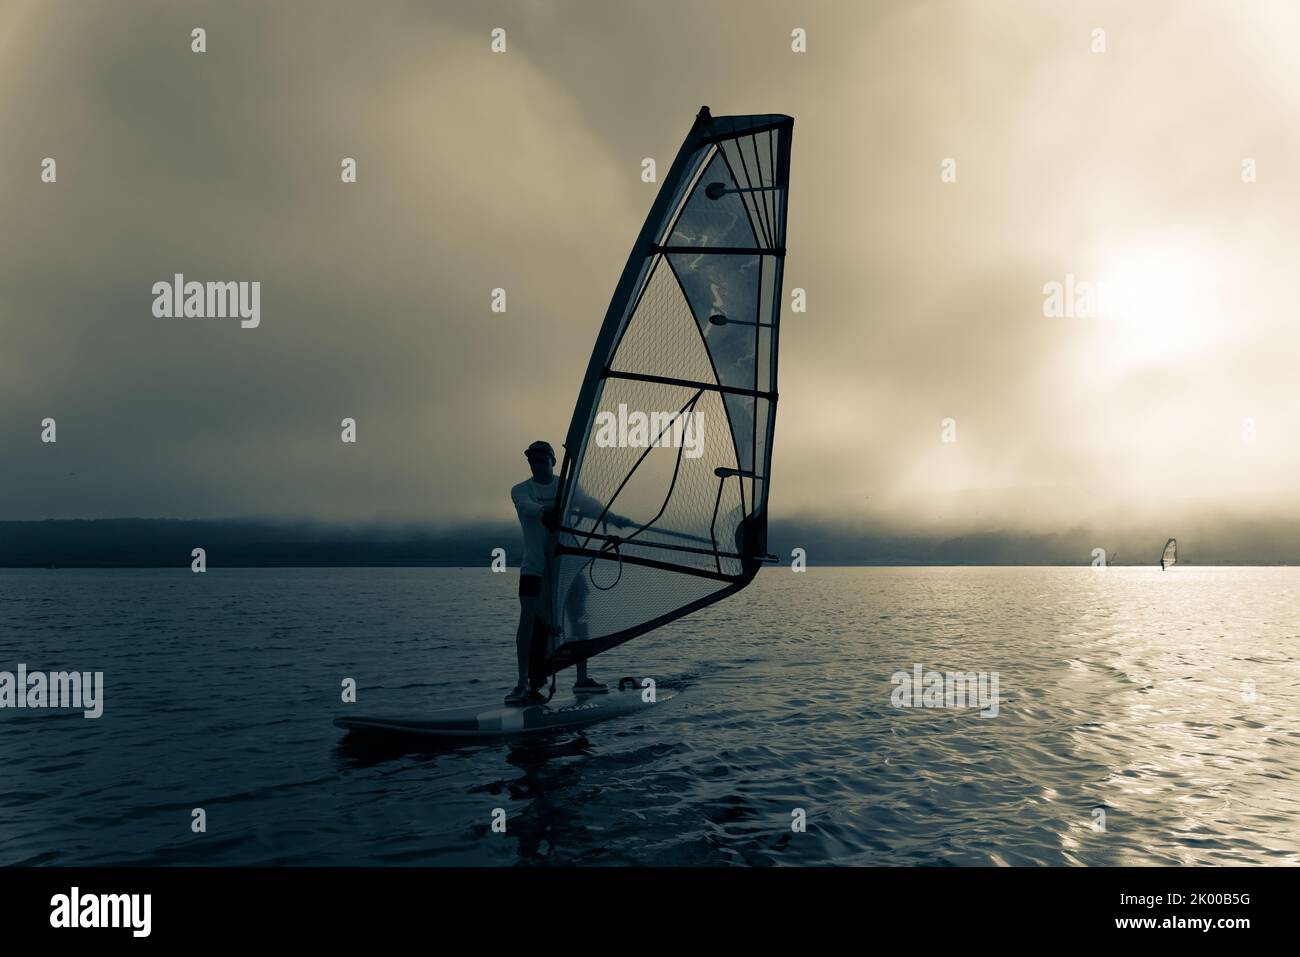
[508,440,629,705]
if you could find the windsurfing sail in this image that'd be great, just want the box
[1160,538,1177,570]
[543,106,794,671]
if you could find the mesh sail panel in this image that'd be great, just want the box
[546,108,792,666]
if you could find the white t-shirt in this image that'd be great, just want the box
[510,478,608,576]
[511,478,558,576]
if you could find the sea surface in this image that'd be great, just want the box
[1,566,1297,866]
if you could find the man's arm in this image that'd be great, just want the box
[511,482,544,519]
[570,485,632,528]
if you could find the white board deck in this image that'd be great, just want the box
[335,687,673,740]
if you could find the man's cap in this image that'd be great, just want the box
[525,440,556,460]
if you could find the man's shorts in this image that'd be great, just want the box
[519,574,543,599]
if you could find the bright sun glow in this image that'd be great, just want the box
[1096,240,1232,368]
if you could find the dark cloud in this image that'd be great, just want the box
[3,1,1299,546]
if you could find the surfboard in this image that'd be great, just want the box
[334,685,673,740]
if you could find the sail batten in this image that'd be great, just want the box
[544,107,794,670]
[604,368,777,398]
[652,244,786,255]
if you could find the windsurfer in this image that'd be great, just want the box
[508,440,630,705]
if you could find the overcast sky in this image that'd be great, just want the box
[4,0,1300,537]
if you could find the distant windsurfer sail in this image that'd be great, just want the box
[542,105,795,678]
[1161,538,1177,571]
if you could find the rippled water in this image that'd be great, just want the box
[1,566,1297,865]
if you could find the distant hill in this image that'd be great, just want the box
[0,519,516,568]
[1,517,1296,567]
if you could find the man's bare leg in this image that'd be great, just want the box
[514,599,533,689]
[565,574,605,693]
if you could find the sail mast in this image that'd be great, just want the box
[556,106,718,499]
